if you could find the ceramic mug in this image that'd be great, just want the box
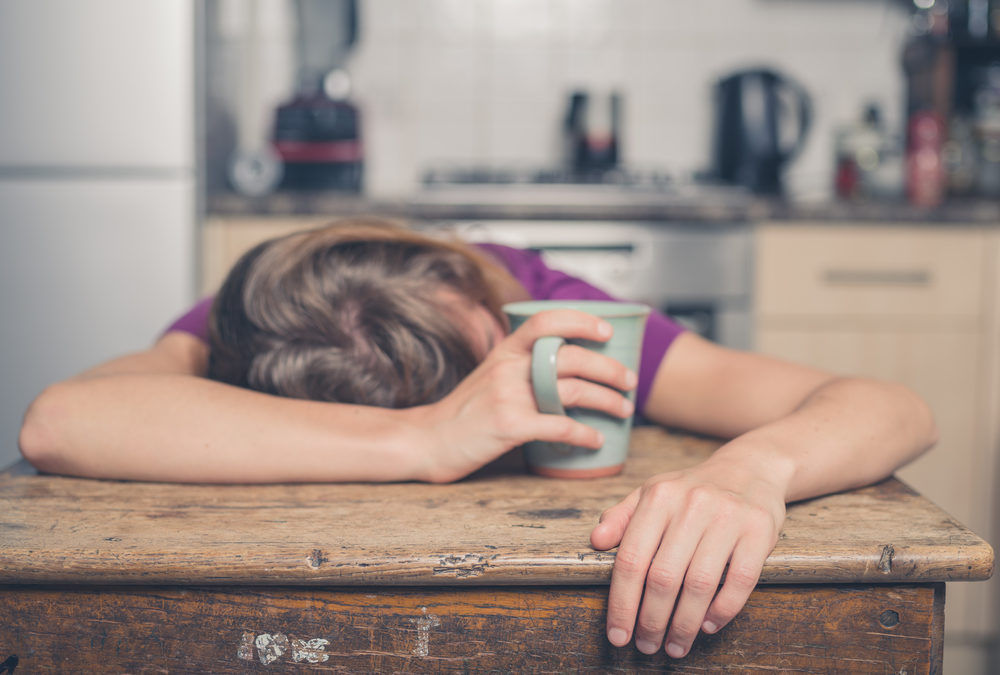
[502,300,650,478]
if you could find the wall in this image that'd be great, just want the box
[345,0,911,200]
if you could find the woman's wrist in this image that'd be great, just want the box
[395,403,459,483]
[702,432,797,504]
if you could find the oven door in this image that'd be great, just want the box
[422,220,658,302]
[417,220,752,350]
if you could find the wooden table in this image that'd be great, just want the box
[0,428,993,673]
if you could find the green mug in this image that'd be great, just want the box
[502,300,650,478]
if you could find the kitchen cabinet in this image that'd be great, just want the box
[201,216,331,294]
[985,228,1000,668]
[755,222,999,669]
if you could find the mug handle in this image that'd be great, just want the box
[531,336,567,415]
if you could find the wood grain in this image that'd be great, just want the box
[0,428,993,587]
[0,583,943,674]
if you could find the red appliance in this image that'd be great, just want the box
[271,93,362,192]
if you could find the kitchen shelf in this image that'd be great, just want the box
[207,190,1000,226]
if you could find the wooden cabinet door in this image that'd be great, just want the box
[756,225,986,320]
[201,217,328,294]
[756,326,991,636]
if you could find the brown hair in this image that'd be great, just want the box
[207,217,512,408]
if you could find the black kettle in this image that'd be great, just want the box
[710,68,812,195]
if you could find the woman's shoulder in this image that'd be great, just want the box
[163,296,214,343]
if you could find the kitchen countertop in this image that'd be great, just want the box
[208,191,1000,225]
[0,427,992,586]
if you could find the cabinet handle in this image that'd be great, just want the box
[821,269,932,286]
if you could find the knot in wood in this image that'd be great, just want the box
[878,609,900,628]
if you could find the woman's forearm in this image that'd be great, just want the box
[707,376,938,503]
[20,310,635,485]
[19,374,431,483]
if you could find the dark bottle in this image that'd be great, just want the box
[563,90,621,175]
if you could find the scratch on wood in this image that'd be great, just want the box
[432,565,487,578]
[306,549,329,568]
[237,632,254,661]
[509,508,582,519]
[878,544,895,573]
[247,632,330,664]
[291,638,330,663]
[255,633,289,665]
[409,607,441,657]
[576,551,615,562]
[433,553,490,578]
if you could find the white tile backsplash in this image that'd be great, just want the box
[488,0,554,45]
[344,0,910,199]
[418,0,488,46]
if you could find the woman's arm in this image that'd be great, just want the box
[591,332,937,658]
[19,311,635,484]
[19,332,434,482]
[643,333,935,498]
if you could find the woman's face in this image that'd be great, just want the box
[469,302,508,358]
[439,289,507,361]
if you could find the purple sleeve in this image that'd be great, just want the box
[476,243,685,413]
[163,296,214,342]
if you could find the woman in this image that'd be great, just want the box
[19,217,937,659]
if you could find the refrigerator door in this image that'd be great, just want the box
[0,178,196,467]
[0,0,194,169]
[0,0,197,469]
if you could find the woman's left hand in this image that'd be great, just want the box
[590,450,787,658]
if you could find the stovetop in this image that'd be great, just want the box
[417,165,752,208]
[422,166,675,191]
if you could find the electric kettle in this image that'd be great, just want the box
[710,68,812,195]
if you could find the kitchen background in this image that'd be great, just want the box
[2,0,999,672]
[207,0,912,200]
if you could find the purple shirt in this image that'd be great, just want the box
[475,244,683,411]
[165,243,684,412]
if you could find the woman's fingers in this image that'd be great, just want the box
[556,344,637,393]
[629,498,716,655]
[430,308,638,479]
[657,527,740,658]
[504,309,614,351]
[551,343,637,418]
[504,317,638,416]
[556,378,634,418]
[590,489,641,551]
[526,409,606,449]
[701,533,772,634]
[599,471,783,658]
[603,483,680,648]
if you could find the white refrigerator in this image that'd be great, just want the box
[0,0,199,468]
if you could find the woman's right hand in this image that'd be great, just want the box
[414,309,638,483]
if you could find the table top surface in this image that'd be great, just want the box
[0,428,993,587]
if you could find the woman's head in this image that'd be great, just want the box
[207,217,509,408]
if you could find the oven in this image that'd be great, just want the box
[417,219,753,350]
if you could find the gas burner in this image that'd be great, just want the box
[415,164,753,209]
[421,166,674,192]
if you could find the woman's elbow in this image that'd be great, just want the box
[18,383,74,474]
[920,399,940,454]
[895,381,939,458]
